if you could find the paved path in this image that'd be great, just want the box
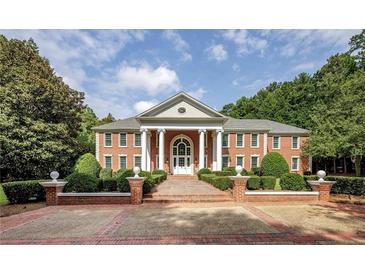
[1,202,364,244]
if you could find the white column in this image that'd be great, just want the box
[216,129,223,171]
[263,133,268,156]
[212,132,217,171]
[141,129,148,170]
[198,129,206,170]
[95,132,100,161]
[146,132,151,171]
[158,129,165,170]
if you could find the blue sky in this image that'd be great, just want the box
[1,29,359,119]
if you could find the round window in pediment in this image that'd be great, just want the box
[178,107,186,114]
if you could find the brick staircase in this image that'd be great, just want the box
[143,176,233,203]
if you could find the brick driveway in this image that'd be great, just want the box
[1,202,364,244]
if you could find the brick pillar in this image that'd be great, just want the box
[308,181,335,202]
[229,176,250,202]
[41,181,67,206]
[127,177,145,205]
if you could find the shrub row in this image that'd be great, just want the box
[197,167,248,179]
[2,180,45,204]
[200,174,232,190]
[304,175,365,196]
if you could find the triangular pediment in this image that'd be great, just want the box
[137,92,225,119]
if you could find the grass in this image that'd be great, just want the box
[0,184,9,205]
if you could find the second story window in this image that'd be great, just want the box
[222,133,229,147]
[292,136,300,149]
[104,133,112,147]
[134,133,141,147]
[119,133,127,147]
[273,136,280,149]
[236,133,244,147]
[251,133,259,148]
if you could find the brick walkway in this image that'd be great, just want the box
[0,202,364,244]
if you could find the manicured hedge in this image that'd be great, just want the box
[64,173,98,192]
[0,184,9,205]
[252,167,263,176]
[280,173,307,191]
[261,176,276,190]
[114,169,134,192]
[152,169,167,180]
[210,176,232,190]
[101,178,118,191]
[223,166,248,176]
[261,152,289,178]
[74,153,101,178]
[99,168,113,180]
[200,174,216,183]
[152,174,165,183]
[2,180,45,204]
[212,171,232,176]
[197,168,211,180]
[304,175,365,196]
[247,176,261,190]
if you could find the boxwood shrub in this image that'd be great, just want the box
[210,176,232,190]
[223,166,248,176]
[261,152,289,178]
[261,176,276,190]
[114,169,134,192]
[200,174,216,183]
[152,169,167,180]
[197,168,211,180]
[252,167,263,176]
[247,176,261,190]
[63,173,98,192]
[2,180,45,204]
[99,168,113,180]
[101,178,118,191]
[212,171,232,176]
[280,173,307,191]
[74,153,101,178]
[152,174,165,183]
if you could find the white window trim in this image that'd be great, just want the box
[118,154,127,169]
[222,154,230,167]
[236,155,245,168]
[134,132,142,147]
[222,133,230,148]
[250,133,259,148]
[250,155,260,169]
[104,154,112,168]
[272,135,281,149]
[133,154,142,168]
[291,156,300,171]
[236,133,245,148]
[292,136,300,149]
[104,132,112,147]
[119,132,128,147]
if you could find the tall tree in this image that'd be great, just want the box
[0,36,85,180]
[77,106,99,154]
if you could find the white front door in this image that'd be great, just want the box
[172,137,192,175]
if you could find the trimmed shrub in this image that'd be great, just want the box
[247,170,254,176]
[99,168,113,180]
[102,178,118,191]
[74,153,101,178]
[0,184,9,205]
[280,173,307,191]
[261,176,276,190]
[223,166,248,176]
[200,174,216,183]
[252,167,263,176]
[210,176,232,190]
[247,176,261,190]
[303,170,312,176]
[2,180,45,204]
[63,173,98,192]
[152,174,165,183]
[261,152,289,178]
[139,171,155,194]
[152,169,167,180]
[197,168,211,180]
[114,169,134,192]
[212,171,231,176]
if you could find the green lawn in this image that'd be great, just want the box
[0,184,9,205]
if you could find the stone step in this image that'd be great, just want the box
[167,175,199,180]
[143,196,233,203]
[144,193,232,199]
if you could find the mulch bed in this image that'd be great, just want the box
[0,202,46,217]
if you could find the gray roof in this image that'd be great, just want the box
[92,116,308,134]
[224,117,308,134]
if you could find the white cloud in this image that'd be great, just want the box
[117,63,181,96]
[133,100,159,114]
[206,44,228,62]
[232,63,240,72]
[292,62,315,72]
[162,30,192,62]
[223,29,268,56]
[187,88,207,100]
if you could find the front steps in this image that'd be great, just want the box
[167,175,199,180]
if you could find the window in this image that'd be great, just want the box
[119,133,127,147]
[273,136,280,149]
[251,156,259,169]
[134,133,141,147]
[291,157,300,171]
[236,156,244,167]
[104,133,112,147]
[119,155,127,169]
[222,155,229,168]
[292,136,300,149]
[134,155,142,168]
[251,133,259,148]
[236,133,244,147]
[222,133,229,147]
[104,155,112,168]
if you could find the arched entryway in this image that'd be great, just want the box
[170,135,194,175]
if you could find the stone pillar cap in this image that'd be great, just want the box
[307,180,336,185]
[229,175,251,180]
[126,177,146,181]
[41,180,67,187]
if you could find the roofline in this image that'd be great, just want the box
[136,91,226,118]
